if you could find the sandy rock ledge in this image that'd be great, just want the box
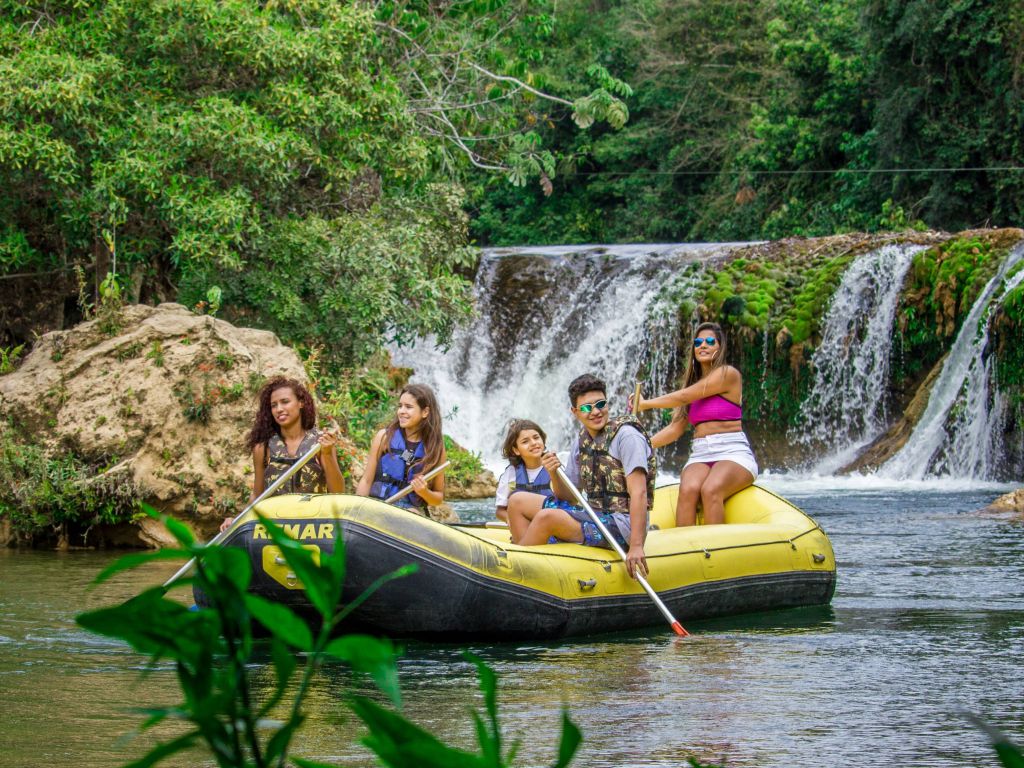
[1,303,306,542]
[987,488,1024,514]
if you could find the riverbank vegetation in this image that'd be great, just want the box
[468,0,1024,245]
[0,0,629,365]
[5,1,1023,350]
[0,424,140,546]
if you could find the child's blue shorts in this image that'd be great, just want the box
[541,497,628,548]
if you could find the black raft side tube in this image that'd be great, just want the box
[223,512,835,641]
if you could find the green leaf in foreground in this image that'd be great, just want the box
[243,594,313,651]
[76,587,219,661]
[551,712,583,768]
[965,713,1024,768]
[325,634,402,707]
[351,695,489,768]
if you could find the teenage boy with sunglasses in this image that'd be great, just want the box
[505,373,656,578]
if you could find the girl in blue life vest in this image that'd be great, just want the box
[220,376,344,532]
[356,383,447,511]
[495,419,553,522]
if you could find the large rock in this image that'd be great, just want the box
[987,488,1024,514]
[0,303,307,541]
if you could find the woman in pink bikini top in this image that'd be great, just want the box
[631,321,757,526]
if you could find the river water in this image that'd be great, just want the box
[2,477,1023,768]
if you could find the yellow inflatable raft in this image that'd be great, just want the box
[211,483,835,639]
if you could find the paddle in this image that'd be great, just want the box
[162,442,323,589]
[553,466,690,637]
[384,461,452,505]
[631,379,643,414]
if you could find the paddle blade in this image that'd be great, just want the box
[671,620,690,637]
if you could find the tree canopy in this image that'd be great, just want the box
[3,0,1022,357]
[469,0,1024,245]
[0,0,626,361]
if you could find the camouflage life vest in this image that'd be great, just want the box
[577,416,656,514]
[264,430,326,495]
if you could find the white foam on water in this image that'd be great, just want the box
[754,469,1015,497]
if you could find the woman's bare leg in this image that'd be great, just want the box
[699,461,754,524]
[677,464,711,526]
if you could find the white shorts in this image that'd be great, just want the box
[683,432,758,479]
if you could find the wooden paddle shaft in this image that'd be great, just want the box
[384,461,451,504]
[554,466,689,637]
[162,442,323,588]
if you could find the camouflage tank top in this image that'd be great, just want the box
[264,430,326,495]
[577,416,656,514]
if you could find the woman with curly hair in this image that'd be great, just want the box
[220,376,344,531]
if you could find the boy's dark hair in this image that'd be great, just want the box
[502,419,548,466]
[567,373,606,407]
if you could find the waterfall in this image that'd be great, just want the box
[390,244,730,467]
[879,244,1024,480]
[792,244,924,471]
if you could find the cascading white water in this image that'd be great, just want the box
[879,244,1024,480]
[793,244,924,472]
[389,244,728,468]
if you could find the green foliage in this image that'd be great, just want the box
[737,331,811,434]
[0,426,138,542]
[75,507,584,768]
[867,0,1024,229]
[1,0,631,367]
[374,0,628,187]
[312,353,399,451]
[0,0,504,365]
[0,342,24,373]
[778,252,858,343]
[443,435,488,489]
[146,339,165,367]
[993,278,1024,411]
[174,359,246,423]
[178,184,477,369]
[893,237,1002,378]
[700,259,790,331]
[194,285,224,317]
[95,271,126,335]
[469,0,1024,245]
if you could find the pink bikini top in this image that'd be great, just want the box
[688,394,743,424]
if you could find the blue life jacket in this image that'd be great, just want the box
[370,429,426,509]
[511,463,553,499]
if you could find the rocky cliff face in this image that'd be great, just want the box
[1,303,306,544]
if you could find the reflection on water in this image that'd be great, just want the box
[1,486,1023,768]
